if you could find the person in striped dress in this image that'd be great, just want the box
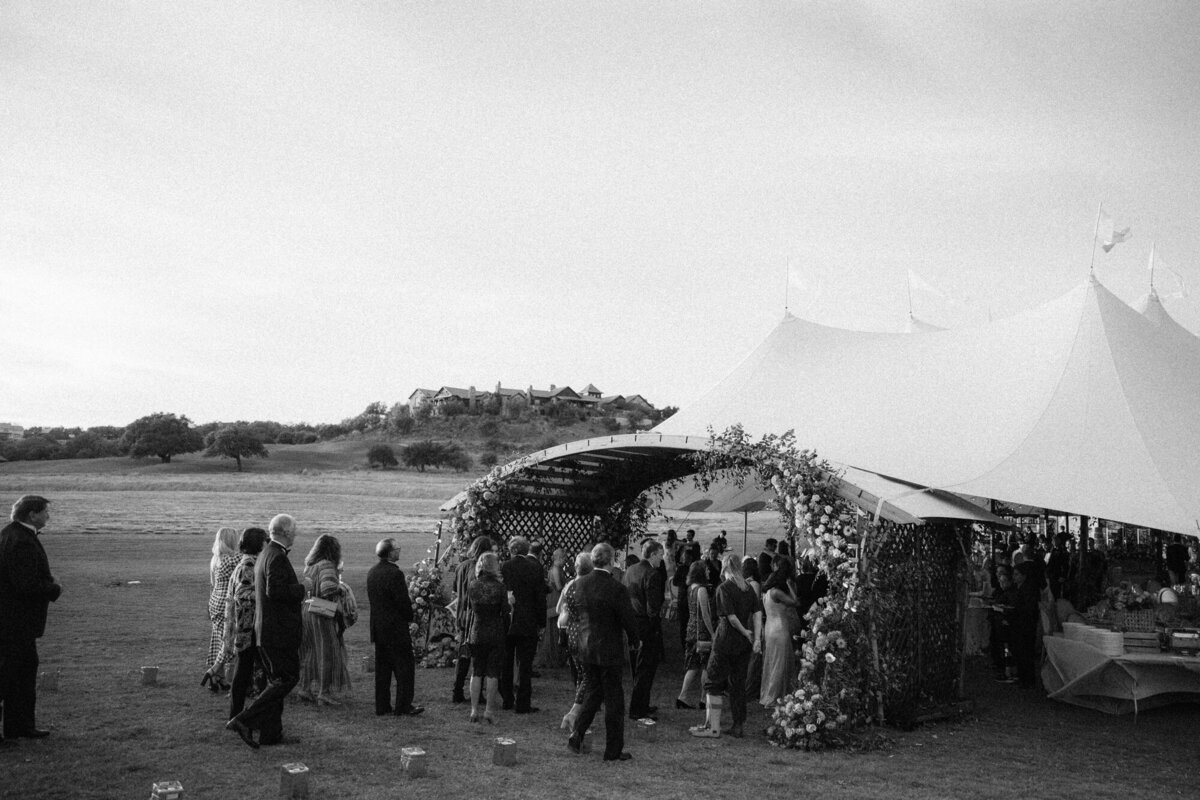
[202,527,240,692]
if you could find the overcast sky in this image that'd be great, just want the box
[3,1,1199,428]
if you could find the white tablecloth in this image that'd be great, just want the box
[1041,635,1200,715]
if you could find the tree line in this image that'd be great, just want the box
[1,397,676,469]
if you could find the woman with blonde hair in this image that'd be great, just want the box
[467,551,509,723]
[298,534,351,705]
[690,552,762,739]
[202,526,240,692]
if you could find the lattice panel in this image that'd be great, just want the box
[865,521,963,725]
[491,499,598,577]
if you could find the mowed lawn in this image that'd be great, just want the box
[0,460,1197,799]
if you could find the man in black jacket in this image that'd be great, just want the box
[500,536,546,713]
[623,539,665,720]
[568,543,639,762]
[368,537,422,717]
[226,513,306,748]
[0,495,61,742]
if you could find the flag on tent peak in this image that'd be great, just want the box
[1098,211,1131,252]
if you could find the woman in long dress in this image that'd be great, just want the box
[759,559,800,707]
[535,548,566,668]
[201,527,240,692]
[299,534,351,705]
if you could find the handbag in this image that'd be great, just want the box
[306,597,338,618]
[695,640,713,653]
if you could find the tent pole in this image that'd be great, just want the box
[743,510,748,558]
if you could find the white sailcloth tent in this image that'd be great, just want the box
[655,275,1200,535]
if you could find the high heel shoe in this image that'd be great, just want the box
[675,699,696,710]
[469,711,480,723]
[483,712,496,725]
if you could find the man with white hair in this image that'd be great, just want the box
[226,514,306,749]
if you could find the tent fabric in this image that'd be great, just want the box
[655,276,1200,535]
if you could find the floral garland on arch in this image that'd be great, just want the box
[687,426,894,751]
[444,457,531,556]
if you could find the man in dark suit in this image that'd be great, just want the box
[500,536,546,713]
[623,539,665,720]
[757,538,778,584]
[0,495,61,742]
[568,543,639,762]
[226,513,306,749]
[368,537,423,717]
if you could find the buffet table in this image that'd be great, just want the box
[1041,635,1200,715]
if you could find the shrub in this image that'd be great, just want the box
[368,443,399,468]
[479,452,499,467]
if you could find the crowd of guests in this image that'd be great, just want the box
[442,528,826,759]
[183,520,830,755]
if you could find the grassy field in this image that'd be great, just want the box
[1,456,1198,799]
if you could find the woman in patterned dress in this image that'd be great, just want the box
[452,535,494,703]
[556,550,593,731]
[676,560,714,708]
[201,526,240,692]
[298,534,351,705]
[221,527,267,718]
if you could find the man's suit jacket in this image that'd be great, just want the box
[254,540,306,650]
[622,559,665,620]
[574,568,639,666]
[501,554,547,637]
[757,550,776,584]
[368,559,414,645]
[0,521,61,642]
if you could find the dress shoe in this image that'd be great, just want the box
[16,729,50,739]
[514,707,539,714]
[728,724,745,738]
[396,705,425,717]
[225,719,258,749]
[630,714,657,722]
[603,751,633,761]
[451,693,467,704]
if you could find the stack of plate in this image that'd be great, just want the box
[1092,630,1125,656]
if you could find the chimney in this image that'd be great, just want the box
[550,384,556,392]
[468,385,476,410]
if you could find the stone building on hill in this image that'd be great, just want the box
[408,382,651,416]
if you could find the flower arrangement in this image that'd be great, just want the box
[1106,582,1153,611]
[765,682,852,751]
[445,458,530,554]
[408,557,443,612]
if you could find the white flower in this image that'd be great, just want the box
[806,723,818,734]
[824,505,833,514]
[825,652,837,663]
